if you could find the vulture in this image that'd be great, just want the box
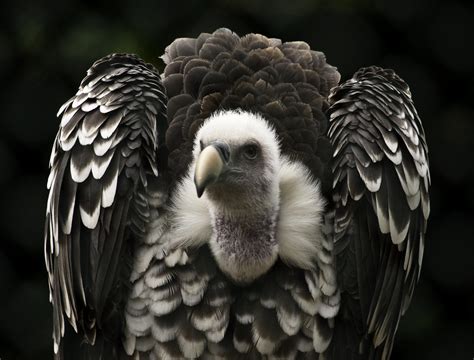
[44,28,430,360]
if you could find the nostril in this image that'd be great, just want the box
[212,142,230,163]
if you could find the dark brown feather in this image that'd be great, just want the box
[162,28,340,192]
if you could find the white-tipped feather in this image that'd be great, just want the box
[125,311,154,336]
[92,151,115,179]
[385,148,402,165]
[233,332,252,353]
[305,271,322,301]
[260,296,277,309]
[312,318,332,353]
[252,327,279,354]
[383,131,399,153]
[60,131,78,152]
[144,265,173,288]
[177,330,206,359]
[205,326,227,342]
[151,319,179,342]
[101,171,118,208]
[236,313,254,324]
[355,160,381,192]
[148,296,182,316]
[375,195,390,234]
[99,103,122,114]
[291,288,318,316]
[60,106,80,127]
[81,101,99,113]
[163,248,182,267]
[276,305,302,336]
[47,166,57,191]
[407,192,421,210]
[126,298,147,316]
[63,193,76,234]
[403,162,420,196]
[130,278,145,299]
[93,134,116,156]
[147,283,179,302]
[99,110,123,138]
[318,294,340,319]
[180,277,207,295]
[79,201,101,229]
[389,210,410,244]
[78,128,98,146]
[191,306,229,333]
[70,159,92,183]
[181,288,205,306]
[132,244,162,276]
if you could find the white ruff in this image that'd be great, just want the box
[167,165,213,250]
[276,157,326,270]
[168,159,325,272]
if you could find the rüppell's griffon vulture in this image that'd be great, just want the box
[45,28,430,360]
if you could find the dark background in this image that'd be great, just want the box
[1,0,473,359]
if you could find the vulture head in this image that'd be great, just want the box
[192,110,281,283]
[194,110,280,211]
[170,107,325,285]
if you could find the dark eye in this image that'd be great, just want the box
[199,140,204,151]
[243,144,259,160]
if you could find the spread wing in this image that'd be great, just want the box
[44,53,167,359]
[326,67,430,360]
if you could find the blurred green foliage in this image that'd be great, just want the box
[0,0,473,359]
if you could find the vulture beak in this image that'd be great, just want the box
[194,142,230,198]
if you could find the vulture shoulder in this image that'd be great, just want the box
[44,53,168,359]
[327,66,430,360]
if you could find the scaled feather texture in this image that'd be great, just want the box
[45,28,430,360]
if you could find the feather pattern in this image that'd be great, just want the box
[162,28,340,192]
[46,29,429,360]
[124,149,340,358]
[44,53,167,359]
[327,66,430,360]
[125,236,340,359]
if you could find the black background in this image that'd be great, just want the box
[1,0,473,359]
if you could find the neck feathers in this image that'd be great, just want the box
[167,157,327,279]
[208,205,279,283]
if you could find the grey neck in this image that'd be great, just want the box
[211,206,278,255]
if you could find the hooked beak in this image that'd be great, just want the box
[194,142,230,198]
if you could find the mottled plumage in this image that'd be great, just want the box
[45,29,430,360]
[326,67,430,359]
[45,53,167,359]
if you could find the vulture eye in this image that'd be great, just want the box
[199,140,204,151]
[243,144,259,160]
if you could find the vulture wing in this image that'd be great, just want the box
[327,67,430,360]
[44,53,167,359]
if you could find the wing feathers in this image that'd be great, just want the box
[328,66,430,360]
[45,53,167,359]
